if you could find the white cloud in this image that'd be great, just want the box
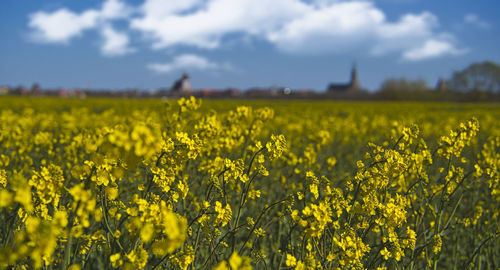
[28,9,100,43]
[101,0,134,19]
[28,0,465,61]
[131,0,310,49]
[28,0,132,45]
[138,0,204,19]
[147,54,230,74]
[372,12,438,55]
[402,39,467,61]
[131,0,464,60]
[464,13,490,29]
[267,1,385,53]
[100,24,135,56]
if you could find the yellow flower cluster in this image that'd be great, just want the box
[0,97,498,269]
[214,201,232,227]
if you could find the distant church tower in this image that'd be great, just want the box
[350,64,360,91]
[436,77,447,92]
[327,63,362,93]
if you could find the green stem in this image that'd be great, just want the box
[238,198,288,255]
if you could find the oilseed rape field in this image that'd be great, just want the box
[0,97,498,270]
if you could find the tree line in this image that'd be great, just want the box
[379,61,500,93]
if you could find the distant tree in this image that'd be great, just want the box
[379,78,429,92]
[448,61,500,92]
[31,83,41,93]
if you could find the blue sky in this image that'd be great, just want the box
[0,0,498,91]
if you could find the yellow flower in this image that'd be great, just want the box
[110,253,123,268]
[68,264,81,270]
[0,189,13,208]
[140,223,155,243]
[286,254,297,267]
[266,134,287,160]
[214,201,232,227]
[106,186,119,200]
[228,252,251,270]
[431,235,442,254]
[229,252,242,269]
[0,169,7,188]
[380,247,390,260]
[295,261,307,270]
[309,184,319,200]
[213,261,229,270]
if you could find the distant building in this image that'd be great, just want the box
[246,88,273,98]
[31,83,42,95]
[198,88,242,98]
[171,73,193,94]
[0,86,9,95]
[327,65,361,93]
[436,77,447,91]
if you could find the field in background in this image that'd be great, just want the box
[0,97,498,269]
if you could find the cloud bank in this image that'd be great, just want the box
[147,54,230,74]
[464,13,490,29]
[100,24,135,56]
[28,0,134,56]
[28,0,466,61]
